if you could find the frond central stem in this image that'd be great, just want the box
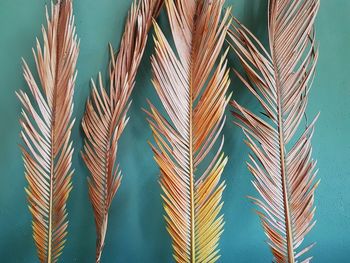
[96,98,118,262]
[47,3,64,261]
[189,61,196,263]
[189,17,197,261]
[271,41,295,263]
[48,2,69,261]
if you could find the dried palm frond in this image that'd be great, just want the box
[228,0,320,262]
[81,0,163,262]
[145,0,231,262]
[16,0,79,262]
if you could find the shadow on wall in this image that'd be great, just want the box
[121,7,173,262]
[223,0,269,178]
[221,0,270,261]
[223,0,268,191]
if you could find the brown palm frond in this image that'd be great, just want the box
[228,0,320,262]
[16,0,79,262]
[145,0,231,262]
[81,0,163,262]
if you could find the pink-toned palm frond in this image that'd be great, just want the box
[228,0,320,262]
[146,0,231,262]
[17,0,79,262]
[81,0,163,262]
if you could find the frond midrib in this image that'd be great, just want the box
[47,2,64,261]
[270,19,296,263]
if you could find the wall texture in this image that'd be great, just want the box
[0,0,349,262]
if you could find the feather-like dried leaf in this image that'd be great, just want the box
[81,0,163,262]
[228,0,320,262]
[17,1,79,262]
[146,0,231,262]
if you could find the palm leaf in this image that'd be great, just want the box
[16,0,79,262]
[145,0,231,262]
[81,0,163,262]
[228,0,320,262]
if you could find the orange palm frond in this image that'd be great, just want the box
[146,0,231,262]
[81,0,163,262]
[16,0,79,262]
[228,0,320,262]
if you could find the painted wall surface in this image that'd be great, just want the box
[0,0,349,262]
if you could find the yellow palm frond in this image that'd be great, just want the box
[146,0,231,262]
[16,1,79,262]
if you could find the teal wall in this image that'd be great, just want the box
[0,0,349,262]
